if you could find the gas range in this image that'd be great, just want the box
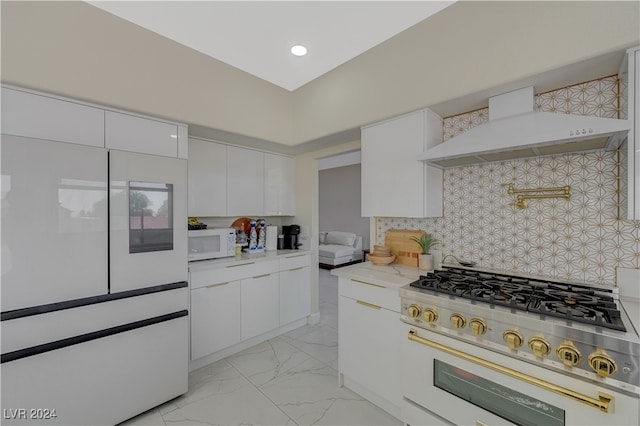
[400,265,640,394]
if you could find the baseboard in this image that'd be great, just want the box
[308,311,320,325]
[342,376,401,420]
[188,318,307,372]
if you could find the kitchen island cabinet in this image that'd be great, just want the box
[188,251,311,369]
[332,262,420,420]
[361,109,443,218]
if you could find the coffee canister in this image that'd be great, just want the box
[265,225,278,251]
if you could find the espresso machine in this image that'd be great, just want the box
[282,225,301,250]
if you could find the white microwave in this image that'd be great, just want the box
[188,228,236,261]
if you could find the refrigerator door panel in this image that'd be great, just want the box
[109,150,187,292]
[1,135,108,312]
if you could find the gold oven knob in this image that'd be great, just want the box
[556,342,582,367]
[528,336,551,358]
[407,304,422,319]
[503,330,524,349]
[469,318,487,335]
[588,350,618,377]
[423,308,438,323]
[450,313,466,329]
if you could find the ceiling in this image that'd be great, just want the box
[86,1,455,91]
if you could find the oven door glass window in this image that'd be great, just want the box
[434,360,564,426]
[129,181,173,253]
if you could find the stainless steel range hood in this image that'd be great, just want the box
[418,86,631,168]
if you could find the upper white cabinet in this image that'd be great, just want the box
[361,109,443,218]
[227,146,265,216]
[188,138,227,216]
[1,87,105,147]
[620,46,640,220]
[105,111,179,158]
[264,153,296,216]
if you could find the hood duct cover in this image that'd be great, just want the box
[419,86,631,168]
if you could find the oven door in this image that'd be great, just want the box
[401,324,639,426]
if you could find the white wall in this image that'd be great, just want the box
[293,140,361,317]
[291,1,640,143]
[319,164,370,249]
[2,1,638,147]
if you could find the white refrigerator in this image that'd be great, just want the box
[1,135,188,425]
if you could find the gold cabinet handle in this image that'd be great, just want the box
[351,279,386,288]
[226,262,255,268]
[407,329,613,413]
[206,282,229,288]
[285,254,306,259]
[288,267,304,271]
[252,273,271,279]
[356,300,382,310]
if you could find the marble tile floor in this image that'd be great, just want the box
[121,268,402,426]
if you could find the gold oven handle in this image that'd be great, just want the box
[407,329,613,413]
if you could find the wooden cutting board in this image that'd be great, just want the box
[384,229,423,267]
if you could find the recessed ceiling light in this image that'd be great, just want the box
[290,45,307,57]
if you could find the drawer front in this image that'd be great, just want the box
[190,260,279,289]
[280,253,310,270]
[338,277,400,312]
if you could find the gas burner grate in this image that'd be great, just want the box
[409,267,627,332]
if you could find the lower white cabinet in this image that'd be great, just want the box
[338,277,402,418]
[280,265,311,325]
[241,273,280,340]
[189,252,310,361]
[190,280,241,360]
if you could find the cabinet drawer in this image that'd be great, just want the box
[338,277,401,312]
[1,87,105,147]
[105,111,178,158]
[280,253,310,270]
[190,260,279,289]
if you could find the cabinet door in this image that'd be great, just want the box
[264,153,295,216]
[279,266,311,325]
[241,273,279,340]
[227,146,264,216]
[190,280,241,359]
[188,139,227,216]
[361,109,442,218]
[339,295,402,408]
[105,111,178,158]
[1,87,105,147]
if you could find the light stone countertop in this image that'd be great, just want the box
[188,249,310,272]
[330,261,423,290]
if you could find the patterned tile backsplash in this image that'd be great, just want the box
[376,76,640,285]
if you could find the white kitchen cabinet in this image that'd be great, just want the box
[338,276,402,419]
[279,253,311,325]
[241,272,280,340]
[105,110,179,158]
[264,153,296,216]
[188,138,227,217]
[620,46,640,220]
[361,109,443,218]
[190,280,241,360]
[227,145,265,216]
[1,86,105,147]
